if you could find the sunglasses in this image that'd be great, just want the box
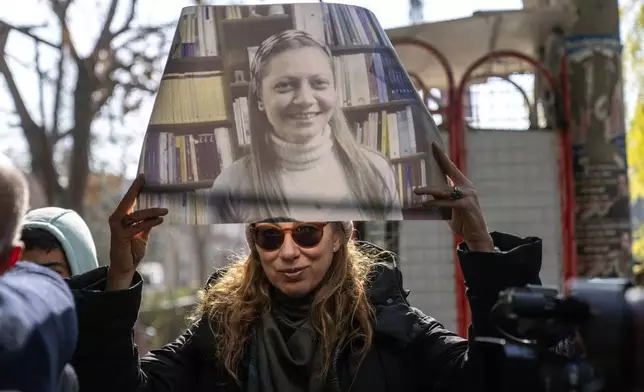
[252,222,328,251]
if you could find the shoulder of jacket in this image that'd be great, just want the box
[204,267,228,289]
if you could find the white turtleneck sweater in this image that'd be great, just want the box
[210,127,402,223]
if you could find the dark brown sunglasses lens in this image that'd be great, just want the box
[293,224,323,247]
[255,227,282,250]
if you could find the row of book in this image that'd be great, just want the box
[138,192,209,225]
[149,72,227,125]
[292,3,386,47]
[334,52,415,107]
[395,158,429,207]
[172,6,220,59]
[350,107,418,159]
[170,4,390,62]
[143,128,233,186]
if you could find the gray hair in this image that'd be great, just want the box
[0,155,29,258]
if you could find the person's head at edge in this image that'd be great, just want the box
[192,219,374,382]
[0,155,28,275]
[20,207,100,278]
[247,29,392,218]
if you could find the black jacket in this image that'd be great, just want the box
[67,232,543,392]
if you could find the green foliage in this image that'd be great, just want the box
[624,0,644,263]
[628,101,644,201]
[624,1,644,90]
[634,225,644,262]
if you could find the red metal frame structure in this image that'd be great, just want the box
[454,51,576,333]
[559,57,577,285]
[389,37,470,338]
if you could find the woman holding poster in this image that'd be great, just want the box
[210,30,403,223]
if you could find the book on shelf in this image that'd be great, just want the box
[292,3,327,44]
[172,6,219,58]
[139,192,209,225]
[292,3,386,47]
[143,127,234,187]
[225,6,243,20]
[394,158,428,207]
[350,106,418,161]
[334,52,416,107]
[232,97,251,147]
[149,71,228,125]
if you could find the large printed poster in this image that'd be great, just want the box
[137,3,448,224]
[567,35,633,278]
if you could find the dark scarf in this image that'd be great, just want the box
[248,288,327,392]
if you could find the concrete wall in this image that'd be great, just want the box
[395,129,563,332]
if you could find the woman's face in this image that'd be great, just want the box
[254,222,341,298]
[259,46,337,144]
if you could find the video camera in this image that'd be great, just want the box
[475,279,644,392]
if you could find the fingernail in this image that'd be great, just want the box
[161,208,169,215]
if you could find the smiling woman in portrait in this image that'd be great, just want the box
[210,30,402,223]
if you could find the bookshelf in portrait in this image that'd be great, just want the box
[137,8,237,224]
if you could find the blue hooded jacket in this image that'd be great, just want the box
[22,207,99,275]
[0,261,78,391]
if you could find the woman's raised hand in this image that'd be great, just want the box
[106,174,168,290]
[414,143,495,252]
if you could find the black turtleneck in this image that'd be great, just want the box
[256,287,326,392]
[271,288,313,340]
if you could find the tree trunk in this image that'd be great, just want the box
[65,67,95,216]
[24,122,62,205]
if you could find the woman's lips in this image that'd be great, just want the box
[280,266,308,279]
[288,112,321,120]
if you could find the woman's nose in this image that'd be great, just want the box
[293,83,316,106]
[279,233,300,259]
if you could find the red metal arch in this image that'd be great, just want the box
[389,37,471,338]
[455,51,576,336]
[409,71,444,116]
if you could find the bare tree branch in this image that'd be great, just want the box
[2,51,58,84]
[112,0,140,38]
[2,0,172,214]
[49,0,81,62]
[0,21,59,49]
[0,26,62,202]
[91,23,171,113]
[0,26,39,136]
[35,44,47,129]
[93,0,120,57]
[52,28,66,138]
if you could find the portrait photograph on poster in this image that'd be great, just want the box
[136,3,449,225]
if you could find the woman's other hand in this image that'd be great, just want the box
[106,174,168,290]
[414,143,495,252]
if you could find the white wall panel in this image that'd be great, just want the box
[394,129,563,334]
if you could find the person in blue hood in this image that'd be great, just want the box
[20,207,99,278]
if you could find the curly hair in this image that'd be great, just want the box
[190,223,379,382]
